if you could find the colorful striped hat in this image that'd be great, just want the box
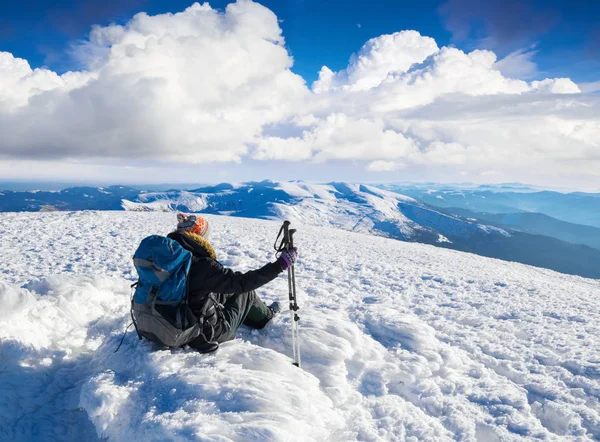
[176,213,210,237]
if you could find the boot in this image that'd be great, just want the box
[268,301,281,317]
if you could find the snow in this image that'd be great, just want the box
[275,182,339,201]
[122,199,177,212]
[437,234,451,243]
[120,181,510,250]
[477,224,511,237]
[1,211,600,441]
[274,182,315,198]
[131,191,208,212]
[270,195,418,239]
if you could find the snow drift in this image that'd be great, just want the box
[1,211,600,441]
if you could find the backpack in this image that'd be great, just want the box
[130,235,218,352]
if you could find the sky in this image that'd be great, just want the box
[0,0,599,190]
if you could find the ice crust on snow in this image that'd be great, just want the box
[0,211,600,441]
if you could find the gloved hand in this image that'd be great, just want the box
[277,247,298,271]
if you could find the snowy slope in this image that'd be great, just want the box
[1,212,600,441]
[124,191,209,213]
[121,181,600,279]
[123,181,501,243]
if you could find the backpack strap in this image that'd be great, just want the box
[182,272,218,349]
[178,293,218,350]
[130,282,143,341]
[147,285,160,306]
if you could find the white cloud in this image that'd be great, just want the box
[367,160,405,172]
[418,141,470,166]
[531,78,581,94]
[579,81,600,93]
[0,52,93,109]
[0,1,307,163]
[254,114,418,162]
[0,0,598,189]
[272,34,596,185]
[493,47,538,78]
[312,30,439,93]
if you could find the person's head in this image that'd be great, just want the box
[176,213,210,240]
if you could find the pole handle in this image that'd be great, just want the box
[275,220,294,252]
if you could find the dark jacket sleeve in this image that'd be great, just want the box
[189,258,283,296]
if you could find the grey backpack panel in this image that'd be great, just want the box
[132,302,202,348]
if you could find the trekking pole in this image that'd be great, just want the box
[274,221,301,368]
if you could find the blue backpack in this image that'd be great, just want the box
[130,235,218,352]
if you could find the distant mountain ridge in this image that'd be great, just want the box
[381,184,600,228]
[441,208,600,251]
[0,180,599,278]
[123,181,508,242]
[0,186,140,212]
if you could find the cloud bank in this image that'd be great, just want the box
[0,0,598,188]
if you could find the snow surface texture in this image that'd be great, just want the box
[1,211,600,441]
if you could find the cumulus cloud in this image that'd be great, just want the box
[275,24,595,184]
[312,31,439,93]
[531,78,581,94]
[0,52,92,109]
[0,0,598,188]
[0,1,307,163]
[254,114,418,162]
[269,29,595,184]
[366,47,532,112]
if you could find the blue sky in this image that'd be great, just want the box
[0,0,599,190]
[2,0,599,84]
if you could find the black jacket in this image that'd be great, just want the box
[167,232,283,314]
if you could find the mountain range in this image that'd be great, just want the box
[1,180,598,279]
[381,184,600,228]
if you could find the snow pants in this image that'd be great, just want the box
[211,290,272,343]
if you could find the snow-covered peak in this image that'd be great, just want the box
[274,181,339,200]
[130,190,208,212]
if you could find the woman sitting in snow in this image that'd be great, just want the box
[168,213,297,352]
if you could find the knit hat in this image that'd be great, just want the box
[177,213,210,238]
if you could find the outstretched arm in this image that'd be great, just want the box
[192,257,283,295]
